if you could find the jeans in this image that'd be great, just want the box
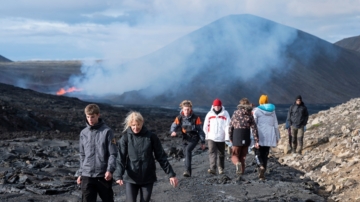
[182,135,199,175]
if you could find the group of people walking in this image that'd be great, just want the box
[76,94,309,202]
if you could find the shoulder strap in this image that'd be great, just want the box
[191,114,198,125]
[122,133,129,144]
[177,115,182,125]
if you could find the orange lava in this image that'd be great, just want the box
[56,87,82,95]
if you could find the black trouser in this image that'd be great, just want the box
[182,134,200,176]
[254,146,270,169]
[81,176,114,202]
[207,140,225,171]
[125,182,154,202]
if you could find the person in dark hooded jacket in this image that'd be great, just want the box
[114,111,178,202]
[286,95,309,154]
[170,100,206,177]
[229,98,259,176]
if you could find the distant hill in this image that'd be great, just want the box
[110,14,360,105]
[0,55,12,62]
[0,61,82,93]
[334,35,360,52]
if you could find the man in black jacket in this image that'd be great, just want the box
[286,95,309,154]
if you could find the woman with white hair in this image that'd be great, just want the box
[114,111,178,202]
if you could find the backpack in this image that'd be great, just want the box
[176,114,199,135]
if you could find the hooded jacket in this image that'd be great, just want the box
[229,104,259,146]
[253,104,280,147]
[203,106,231,142]
[170,110,205,144]
[79,118,117,177]
[113,126,176,184]
[287,101,309,128]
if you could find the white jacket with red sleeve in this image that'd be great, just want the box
[203,106,231,142]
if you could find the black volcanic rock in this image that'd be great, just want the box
[0,83,176,140]
[110,14,360,105]
[0,55,12,62]
[0,82,328,201]
[335,35,360,53]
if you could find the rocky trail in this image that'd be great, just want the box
[1,83,359,201]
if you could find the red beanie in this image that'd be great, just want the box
[213,98,222,106]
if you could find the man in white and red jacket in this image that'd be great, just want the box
[203,98,231,175]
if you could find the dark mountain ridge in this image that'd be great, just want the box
[0,55,12,62]
[335,35,360,52]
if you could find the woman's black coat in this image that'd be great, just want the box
[113,126,176,184]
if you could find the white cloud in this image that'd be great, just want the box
[0,0,359,60]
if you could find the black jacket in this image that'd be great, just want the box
[113,126,176,184]
[286,102,309,128]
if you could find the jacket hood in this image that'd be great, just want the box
[86,118,104,130]
[237,104,252,111]
[236,104,253,115]
[258,103,275,112]
[293,101,305,106]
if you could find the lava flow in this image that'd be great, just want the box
[56,87,82,95]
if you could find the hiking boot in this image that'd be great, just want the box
[259,166,265,180]
[208,169,216,175]
[183,171,190,177]
[218,167,224,175]
[235,162,242,175]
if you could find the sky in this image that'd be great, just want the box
[0,0,359,62]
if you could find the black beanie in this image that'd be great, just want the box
[296,95,302,100]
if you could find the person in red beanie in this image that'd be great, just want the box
[203,98,231,175]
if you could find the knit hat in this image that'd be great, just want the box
[213,98,222,106]
[259,95,268,105]
[296,95,302,101]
